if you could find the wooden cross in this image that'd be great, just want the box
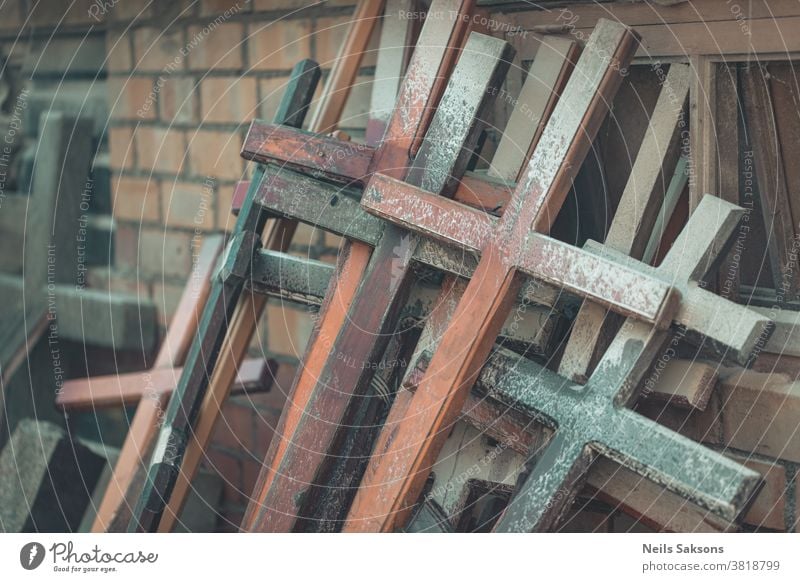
[152,0,396,533]
[243,23,515,533]
[128,59,322,532]
[340,19,764,532]
[241,234,757,531]
[404,195,765,531]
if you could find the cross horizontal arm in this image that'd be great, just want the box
[242,122,376,185]
[362,173,680,327]
[56,359,276,411]
[601,408,761,523]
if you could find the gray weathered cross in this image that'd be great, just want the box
[481,195,764,531]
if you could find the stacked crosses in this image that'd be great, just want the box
[116,2,786,533]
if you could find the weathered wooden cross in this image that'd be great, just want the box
[128,59,322,532]
[343,22,771,531]
[402,195,765,531]
[243,23,516,532]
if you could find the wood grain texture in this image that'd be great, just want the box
[741,64,800,301]
[245,25,512,533]
[345,19,640,532]
[558,63,690,382]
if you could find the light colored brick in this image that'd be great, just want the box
[258,76,293,121]
[338,74,372,130]
[108,0,151,22]
[106,30,132,72]
[188,129,243,180]
[159,76,198,124]
[162,180,215,230]
[313,16,350,68]
[725,452,787,530]
[248,20,311,70]
[87,266,150,297]
[187,22,244,71]
[200,76,257,123]
[152,281,186,326]
[112,176,161,223]
[109,126,135,171]
[113,222,140,270]
[265,302,313,358]
[135,126,186,174]
[216,184,236,231]
[717,367,800,463]
[108,76,156,120]
[139,227,193,278]
[133,26,185,73]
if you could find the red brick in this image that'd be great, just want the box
[133,26,185,73]
[139,227,193,278]
[112,176,161,222]
[188,129,243,180]
[187,22,244,71]
[135,126,186,174]
[152,281,186,326]
[106,30,132,72]
[200,76,257,124]
[109,126,135,171]
[248,20,311,70]
[159,76,197,124]
[162,180,215,229]
[216,184,236,231]
[717,367,800,463]
[725,452,787,530]
[313,16,350,68]
[108,77,156,120]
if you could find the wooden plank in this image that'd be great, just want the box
[241,0,477,533]
[345,19,640,532]
[244,28,514,533]
[487,37,578,182]
[494,2,800,59]
[558,63,691,382]
[741,64,800,301]
[129,61,321,532]
[56,358,275,411]
[716,63,741,300]
[366,0,416,144]
[91,235,224,532]
[689,55,716,211]
[158,0,414,533]
[308,0,387,134]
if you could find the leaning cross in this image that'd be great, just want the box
[243,29,516,532]
[342,20,761,532]
[129,59,322,532]
[491,195,764,531]
[407,195,765,531]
